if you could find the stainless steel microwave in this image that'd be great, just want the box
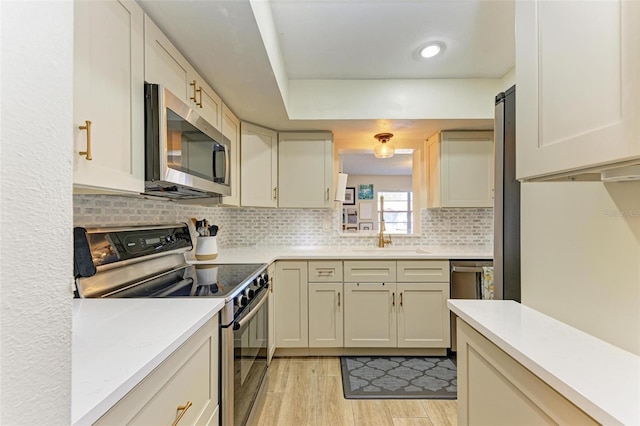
[143,83,231,199]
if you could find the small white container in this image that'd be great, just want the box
[195,236,218,260]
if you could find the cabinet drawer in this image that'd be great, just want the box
[96,316,218,425]
[344,261,396,283]
[397,260,450,282]
[308,261,343,282]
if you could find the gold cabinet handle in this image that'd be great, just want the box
[197,86,203,108]
[273,187,277,200]
[392,292,395,307]
[172,401,193,426]
[400,292,403,307]
[78,120,92,160]
[326,188,329,201]
[190,80,198,103]
[338,292,341,307]
[270,276,273,293]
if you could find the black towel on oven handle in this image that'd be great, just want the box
[74,227,97,278]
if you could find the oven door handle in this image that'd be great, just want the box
[233,290,268,330]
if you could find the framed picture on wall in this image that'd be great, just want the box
[343,187,356,205]
[359,222,373,231]
[358,184,374,200]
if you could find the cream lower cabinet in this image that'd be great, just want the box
[308,283,343,347]
[73,0,144,194]
[274,261,308,347]
[308,261,344,347]
[397,283,450,348]
[344,282,397,348]
[457,319,597,425]
[267,263,276,363]
[397,260,451,348]
[96,315,219,425]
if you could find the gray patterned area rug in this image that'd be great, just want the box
[340,356,457,399]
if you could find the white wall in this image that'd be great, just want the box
[521,182,640,355]
[0,1,74,423]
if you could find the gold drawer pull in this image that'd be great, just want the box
[172,401,192,426]
[196,86,203,108]
[190,80,198,103]
[338,292,341,307]
[78,120,92,160]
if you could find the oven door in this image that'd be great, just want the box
[222,289,268,426]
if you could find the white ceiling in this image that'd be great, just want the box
[137,0,513,147]
[342,153,413,176]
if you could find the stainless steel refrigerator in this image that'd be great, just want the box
[494,85,521,302]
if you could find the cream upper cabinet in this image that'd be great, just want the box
[516,0,640,180]
[427,131,494,208]
[274,261,308,348]
[278,132,333,208]
[241,122,278,208]
[144,15,222,131]
[73,0,144,194]
[397,283,450,348]
[344,282,397,348]
[221,103,240,206]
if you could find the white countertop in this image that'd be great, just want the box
[448,300,640,425]
[71,298,225,426]
[187,245,492,265]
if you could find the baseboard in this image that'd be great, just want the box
[274,347,447,357]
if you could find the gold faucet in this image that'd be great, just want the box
[378,195,392,248]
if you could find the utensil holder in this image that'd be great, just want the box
[195,236,218,260]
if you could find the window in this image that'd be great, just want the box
[378,191,413,234]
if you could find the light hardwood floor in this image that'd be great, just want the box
[256,357,457,426]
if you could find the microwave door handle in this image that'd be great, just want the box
[225,143,230,186]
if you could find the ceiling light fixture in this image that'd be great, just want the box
[419,42,443,59]
[373,133,395,159]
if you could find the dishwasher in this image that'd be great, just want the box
[450,260,493,351]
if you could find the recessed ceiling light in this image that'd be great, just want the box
[419,42,444,59]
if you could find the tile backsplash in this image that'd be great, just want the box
[74,194,493,248]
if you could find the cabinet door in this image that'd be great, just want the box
[274,261,308,347]
[221,103,240,206]
[278,132,333,208]
[344,282,396,347]
[144,15,192,103]
[441,132,494,207]
[309,283,343,348]
[241,122,278,208]
[516,0,640,180]
[457,320,598,426]
[73,0,144,193]
[267,263,276,363]
[96,315,219,425]
[397,283,450,348]
[193,77,223,132]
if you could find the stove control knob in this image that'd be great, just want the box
[263,273,269,284]
[247,288,255,298]
[165,234,176,243]
[239,295,249,307]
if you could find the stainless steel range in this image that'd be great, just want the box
[74,223,270,426]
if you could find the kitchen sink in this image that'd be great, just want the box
[351,247,430,254]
